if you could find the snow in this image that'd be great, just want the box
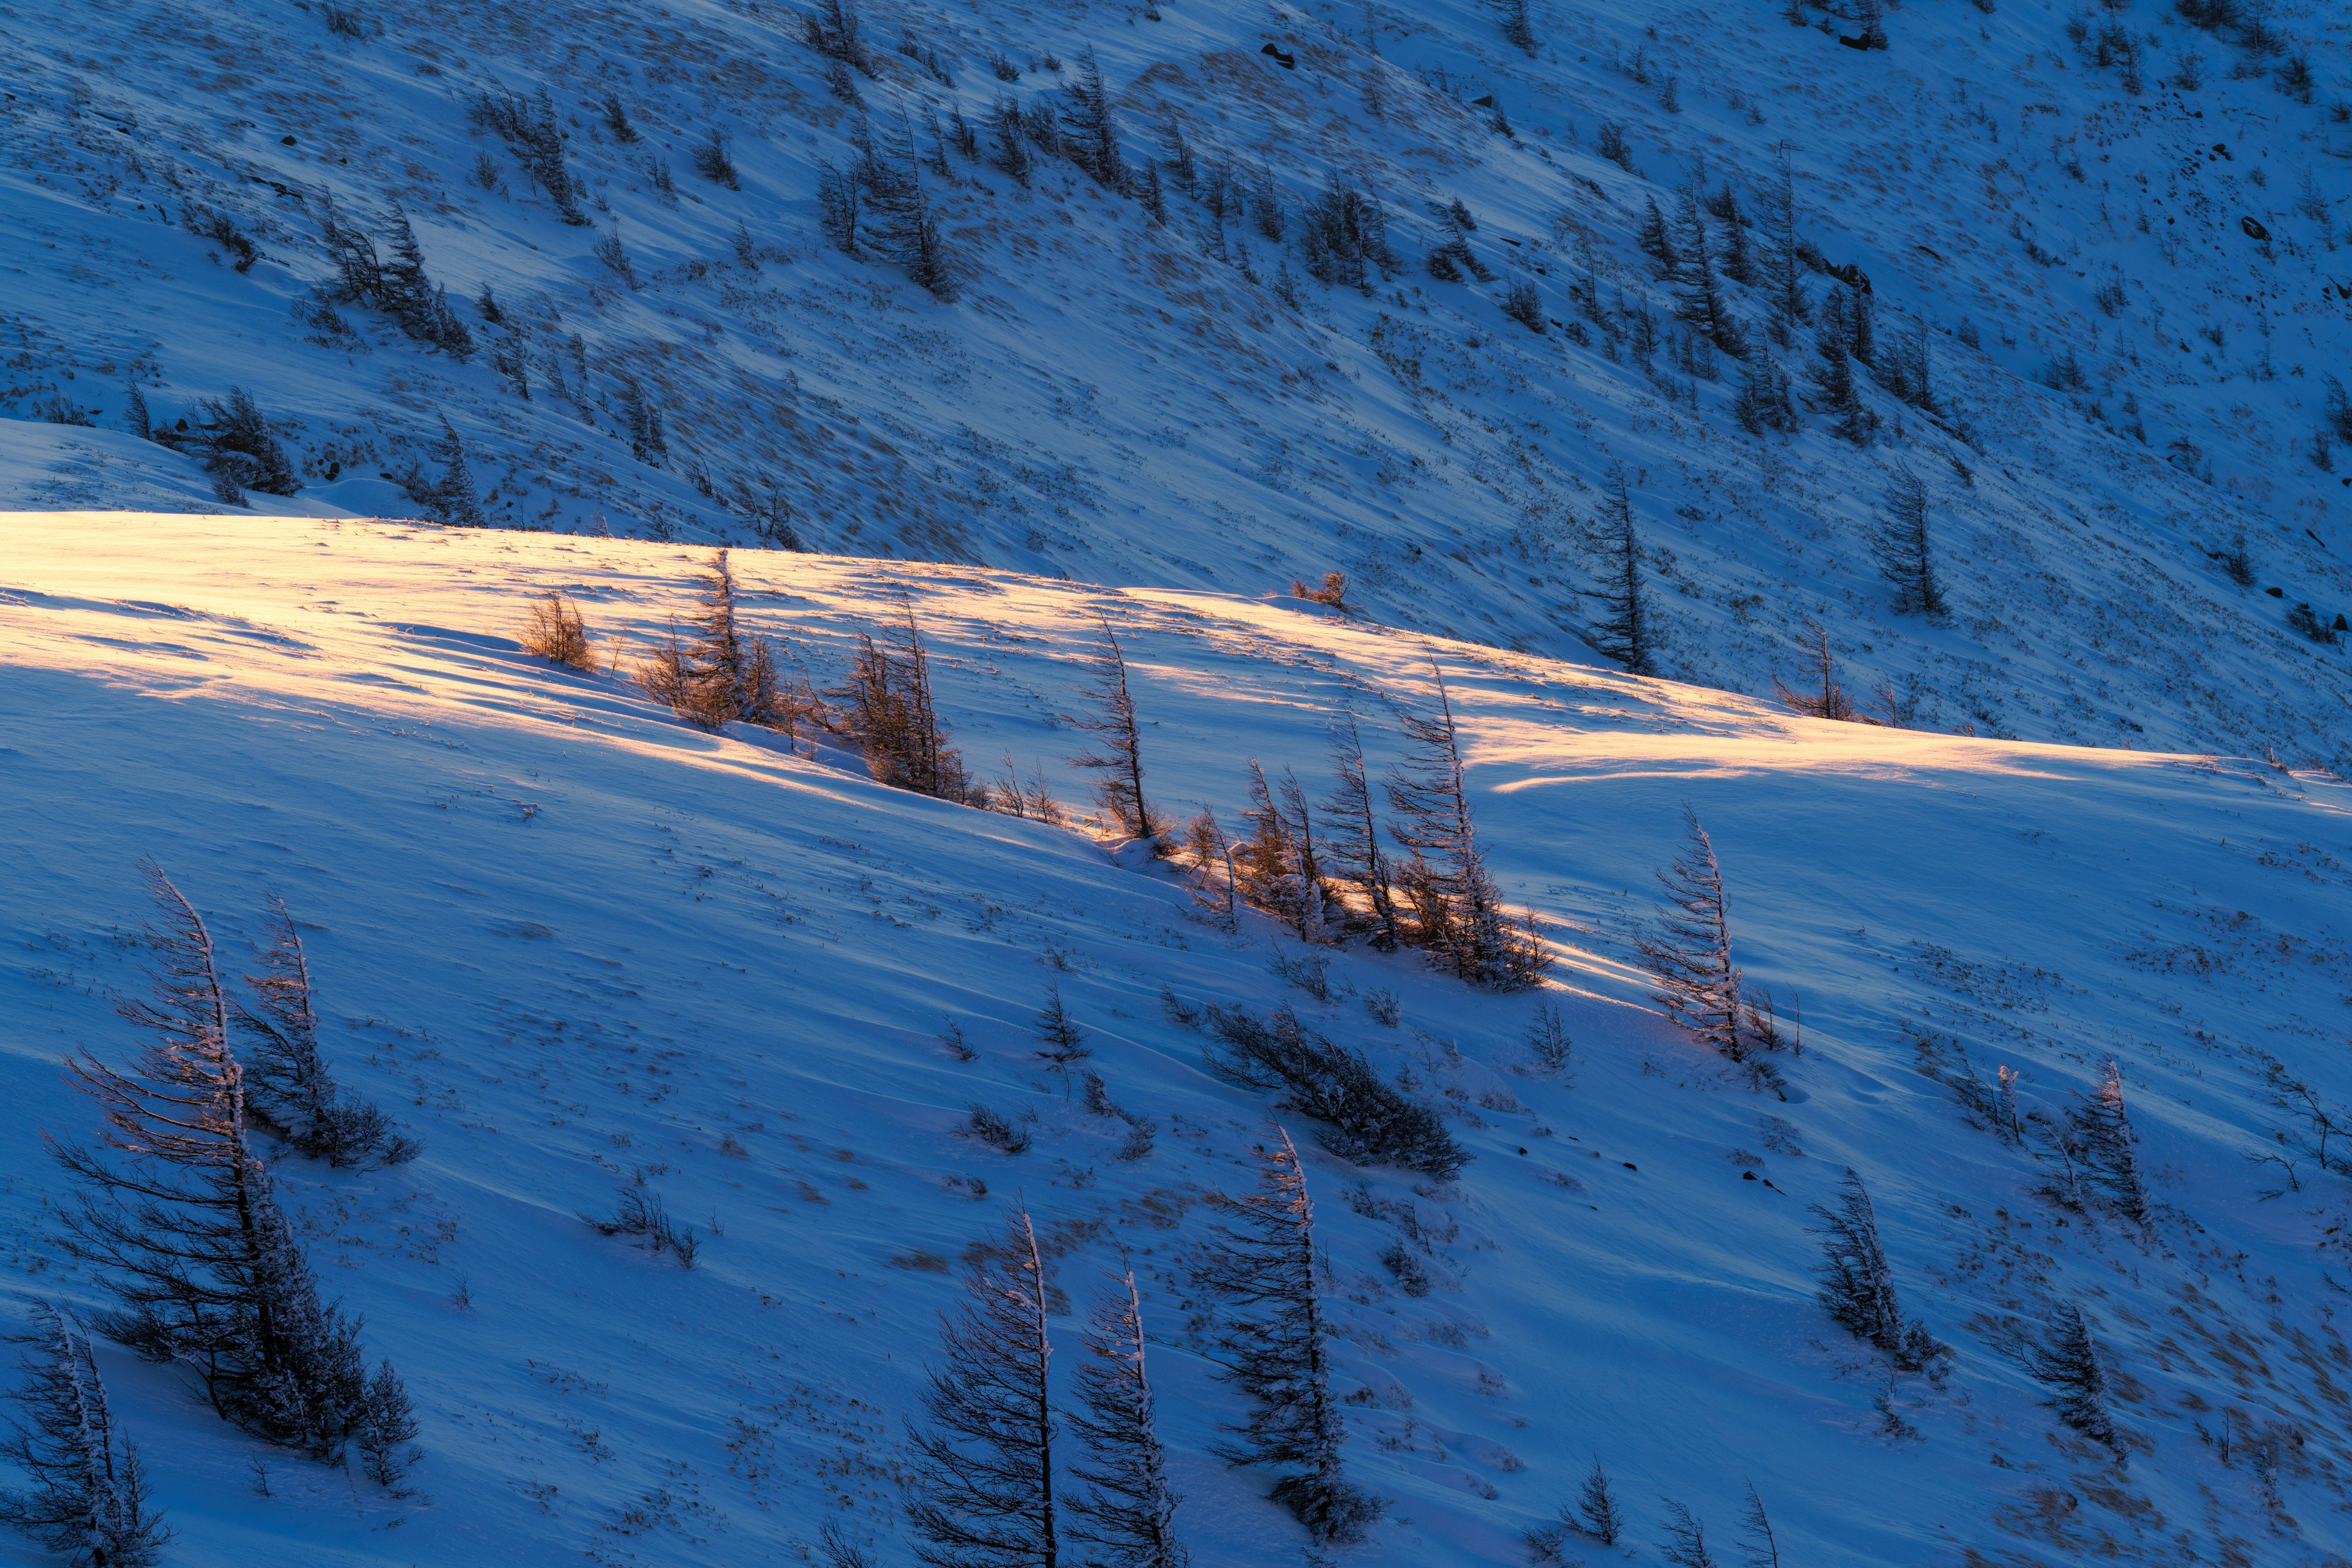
[2,0,2350,765]
[5,511,2351,1566]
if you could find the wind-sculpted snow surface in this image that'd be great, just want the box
[2,513,2350,1566]
[1,0,2349,763]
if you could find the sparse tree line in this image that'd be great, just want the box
[3,869,423,1564]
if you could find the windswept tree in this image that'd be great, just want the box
[1811,1171,1939,1370]
[1871,464,1946,616]
[54,868,398,1460]
[1070,614,1161,845]
[1672,190,1746,358]
[1234,764,1333,943]
[237,896,418,1167]
[1386,662,1546,989]
[1633,809,1747,1059]
[0,1304,168,1567]
[907,1208,1058,1568]
[2030,1302,2119,1455]
[1065,1272,1187,1568]
[1193,1129,1381,1544]
[1059,47,1125,189]
[1589,469,1656,677]
[2067,1060,2148,1224]
[1759,144,1809,339]
[1318,715,1404,951]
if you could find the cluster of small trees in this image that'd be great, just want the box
[903,1207,1189,1567]
[140,385,304,506]
[905,1131,1373,1559]
[638,549,797,733]
[23,868,421,1522]
[1186,665,1547,990]
[468,85,587,224]
[319,203,477,358]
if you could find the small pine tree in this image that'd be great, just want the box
[196,387,303,498]
[2068,1060,2148,1224]
[124,385,152,442]
[1319,714,1404,951]
[1069,614,1161,845]
[356,1359,420,1490]
[1575,1458,1624,1544]
[990,96,1033,186]
[1811,1171,1936,1368]
[2031,1302,2119,1455]
[643,550,790,733]
[1633,808,1746,1059]
[1194,1129,1381,1544]
[905,1208,1058,1568]
[1065,1272,1188,1567]
[1637,197,1679,276]
[0,1305,168,1567]
[396,413,485,526]
[1738,1483,1782,1568]
[1060,46,1126,189]
[1733,354,1796,435]
[238,895,418,1167]
[1035,982,1091,1080]
[1659,1499,1720,1568]
[1589,468,1656,676]
[1672,190,1745,357]
[1870,464,1946,616]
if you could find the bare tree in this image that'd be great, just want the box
[1070,614,1161,845]
[907,1208,1059,1567]
[1065,1272,1187,1567]
[1658,1499,1720,1568]
[1576,1457,1624,1544]
[0,1304,168,1567]
[2030,1302,2119,1456]
[840,602,973,799]
[641,551,789,731]
[1771,619,1856,721]
[1193,1129,1380,1544]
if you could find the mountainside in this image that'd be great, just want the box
[4,511,2352,1567]
[2,0,2351,763]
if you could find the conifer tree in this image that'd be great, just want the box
[2067,1060,2147,1224]
[840,603,970,797]
[1035,982,1091,1082]
[1632,807,1746,1060]
[2030,1302,2119,1455]
[1733,355,1796,435]
[1319,715,1404,951]
[1589,468,1656,676]
[1059,47,1125,190]
[907,1208,1059,1568]
[1070,614,1161,845]
[990,97,1033,186]
[1065,1272,1187,1568]
[643,550,790,733]
[356,1359,421,1490]
[238,896,417,1167]
[1738,1483,1782,1568]
[55,867,378,1457]
[1576,1458,1624,1545]
[1636,197,1679,277]
[1194,1129,1380,1545]
[1385,662,1546,989]
[1673,191,1746,357]
[1760,145,1809,337]
[0,1304,168,1567]
[1711,187,1757,285]
[396,414,484,526]
[194,388,304,499]
[1870,464,1945,616]
[1811,1171,1937,1370]
[1658,1499,1719,1568]
[1182,808,1241,932]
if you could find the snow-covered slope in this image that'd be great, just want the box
[2,0,2350,763]
[5,513,2351,1566]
